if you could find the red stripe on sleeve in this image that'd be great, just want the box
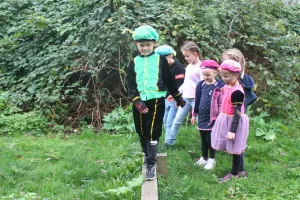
[175,74,184,79]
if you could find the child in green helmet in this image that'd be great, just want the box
[126,25,185,181]
[154,45,185,149]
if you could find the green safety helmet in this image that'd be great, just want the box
[155,45,176,56]
[132,25,159,42]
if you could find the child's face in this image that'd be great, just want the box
[165,54,174,65]
[202,69,217,84]
[182,50,198,64]
[136,41,156,56]
[220,70,238,86]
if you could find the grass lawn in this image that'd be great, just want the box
[0,130,143,199]
[0,121,299,199]
[158,121,300,200]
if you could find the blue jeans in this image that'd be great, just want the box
[163,100,178,143]
[166,98,194,145]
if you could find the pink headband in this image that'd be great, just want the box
[220,60,242,72]
[200,60,220,70]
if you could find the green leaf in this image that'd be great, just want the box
[256,128,265,137]
[264,133,276,141]
[126,175,144,188]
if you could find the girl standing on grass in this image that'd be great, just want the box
[191,60,224,170]
[211,60,249,183]
[222,48,257,112]
[222,48,257,176]
[162,41,203,149]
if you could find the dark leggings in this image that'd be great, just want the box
[200,130,215,159]
[239,152,245,172]
[232,154,242,175]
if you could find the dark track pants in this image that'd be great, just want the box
[133,98,165,166]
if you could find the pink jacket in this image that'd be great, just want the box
[210,87,224,122]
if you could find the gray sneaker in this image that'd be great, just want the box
[145,165,156,181]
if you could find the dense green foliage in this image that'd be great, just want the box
[0,94,63,136]
[0,0,299,127]
[102,104,135,133]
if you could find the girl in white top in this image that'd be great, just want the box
[162,41,203,148]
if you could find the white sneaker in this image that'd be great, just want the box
[195,157,207,166]
[204,158,216,170]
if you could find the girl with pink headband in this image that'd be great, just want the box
[192,60,224,170]
[211,60,250,183]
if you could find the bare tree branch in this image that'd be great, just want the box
[227,14,239,40]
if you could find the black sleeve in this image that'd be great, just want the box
[161,56,181,98]
[173,61,185,88]
[193,81,202,116]
[229,90,245,133]
[126,60,140,102]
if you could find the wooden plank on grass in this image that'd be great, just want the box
[141,165,158,200]
[156,153,168,179]
[141,153,168,200]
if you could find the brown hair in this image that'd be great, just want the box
[181,41,203,60]
[222,48,246,78]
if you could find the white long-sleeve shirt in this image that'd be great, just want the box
[179,64,203,98]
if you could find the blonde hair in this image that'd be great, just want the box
[181,41,203,60]
[222,48,246,78]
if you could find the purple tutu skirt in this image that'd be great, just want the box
[211,113,249,154]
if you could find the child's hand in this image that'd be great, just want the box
[174,96,186,107]
[191,116,195,124]
[134,99,149,114]
[226,132,236,140]
[167,95,174,102]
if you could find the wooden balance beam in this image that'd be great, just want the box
[141,153,167,200]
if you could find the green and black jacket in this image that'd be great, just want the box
[127,51,181,102]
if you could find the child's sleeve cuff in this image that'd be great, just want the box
[132,96,141,102]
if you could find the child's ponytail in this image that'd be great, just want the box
[181,41,203,61]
